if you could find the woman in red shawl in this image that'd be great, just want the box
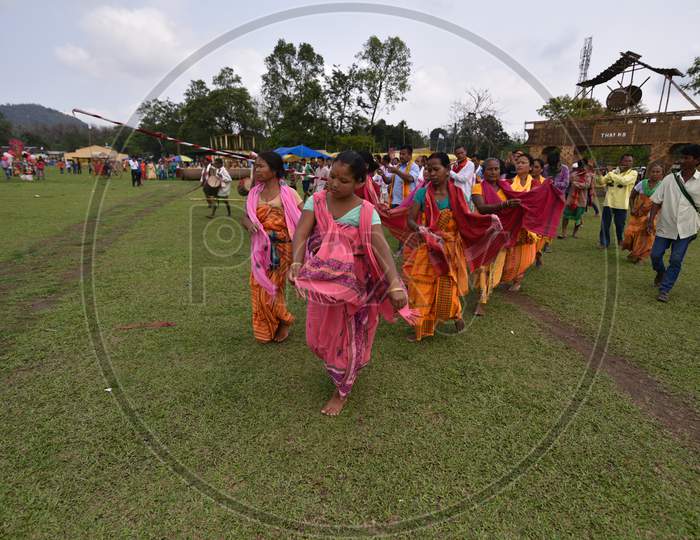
[289,151,412,416]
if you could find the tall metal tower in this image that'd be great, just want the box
[577,37,593,95]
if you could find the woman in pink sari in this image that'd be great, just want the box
[289,151,414,416]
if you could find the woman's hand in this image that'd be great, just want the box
[506,198,522,208]
[288,262,302,283]
[388,288,408,310]
[246,222,259,234]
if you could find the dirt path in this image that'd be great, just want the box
[503,291,700,448]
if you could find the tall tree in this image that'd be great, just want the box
[261,39,326,146]
[356,36,411,130]
[537,95,605,120]
[324,64,364,136]
[682,56,700,95]
[0,112,12,145]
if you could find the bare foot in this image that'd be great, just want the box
[321,390,347,416]
[508,282,522,292]
[474,303,486,317]
[273,322,291,342]
[454,318,465,332]
[406,332,418,342]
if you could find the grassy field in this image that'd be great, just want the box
[1,169,698,538]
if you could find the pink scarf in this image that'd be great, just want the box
[246,181,301,298]
[296,192,417,325]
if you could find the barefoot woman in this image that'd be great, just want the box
[242,151,303,343]
[289,151,412,416]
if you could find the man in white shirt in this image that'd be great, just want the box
[209,157,232,218]
[648,144,700,302]
[314,158,330,192]
[450,145,476,201]
[128,156,140,187]
[383,145,420,208]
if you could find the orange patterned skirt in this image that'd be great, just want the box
[250,205,294,342]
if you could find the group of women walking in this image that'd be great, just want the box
[240,150,564,416]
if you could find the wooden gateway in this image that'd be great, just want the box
[525,51,700,167]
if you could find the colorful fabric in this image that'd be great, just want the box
[566,170,592,210]
[562,205,586,224]
[622,191,657,261]
[474,249,506,305]
[295,192,416,396]
[250,205,294,343]
[404,203,468,341]
[246,182,302,298]
[501,239,537,283]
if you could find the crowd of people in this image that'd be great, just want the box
[231,143,699,416]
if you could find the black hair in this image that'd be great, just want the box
[257,151,285,178]
[357,150,379,174]
[546,150,561,172]
[517,152,534,166]
[681,143,700,160]
[620,153,634,162]
[334,150,368,182]
[454,145,466,152]
[427,152,450,168]
[533,158,545,169]
[214,157,223,165]
[399,144,413,153]
[382,154,390,162]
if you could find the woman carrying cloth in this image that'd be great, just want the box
[471,158,522,316]
[404,153,504,339]
[622,162,663,263]
[289,151,414,416]
[502,153,540,292]
[241,151,303,343]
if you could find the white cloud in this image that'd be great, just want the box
[55,6,187,79]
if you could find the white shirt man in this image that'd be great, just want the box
[199,161,213,185]
[648,145,700,302]
[314,163,330,192]
[128,158,139,170]
[449,147,476,201]
[216,164,233,197]
[386,148,420,207]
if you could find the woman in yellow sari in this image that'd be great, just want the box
[241,151,303,343]
[502,154,539,291]
[404,152,468,341]
[471,158,522,316]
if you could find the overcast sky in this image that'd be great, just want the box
[2,0,698,139]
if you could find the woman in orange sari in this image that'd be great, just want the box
[502,154,539,291]
[404,153,469,341]
[242,151,303,343]
[471,158,522,316]
[622,163,663,263]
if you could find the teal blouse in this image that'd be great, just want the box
[303,196,381,227]
[413,187,451,211]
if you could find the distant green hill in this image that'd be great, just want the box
[0,103,87,131]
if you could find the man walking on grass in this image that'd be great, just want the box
[598,154,638,248]
[648,144,700,302]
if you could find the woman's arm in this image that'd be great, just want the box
[288,209,316,282]
[240,212,258,233]
[406,200,422,233]
[370,224,408,310]
[472,194,512,214]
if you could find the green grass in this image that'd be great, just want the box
[1,169,698,538]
